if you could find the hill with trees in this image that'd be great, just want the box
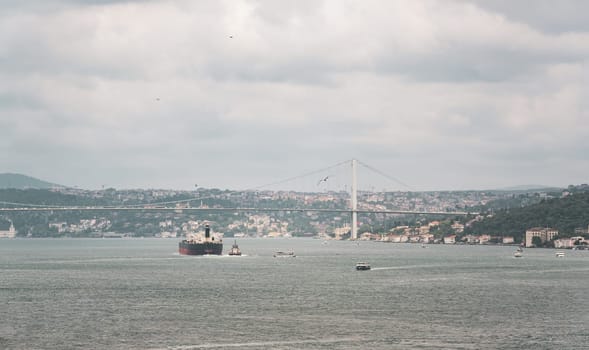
[464,189,589,240]
[0,173,61,189]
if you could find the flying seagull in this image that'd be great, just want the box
[317,176,329,186]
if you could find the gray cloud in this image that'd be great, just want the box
[1,0,588,191]
[466,0,589,34]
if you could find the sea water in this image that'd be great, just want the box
[1,238,588,349]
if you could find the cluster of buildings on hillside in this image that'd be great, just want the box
[48,218,112,234]
[57,187,553,215]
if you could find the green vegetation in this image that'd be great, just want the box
[0,173,60,189]
[531,236,543,247]
[465,191,589,241]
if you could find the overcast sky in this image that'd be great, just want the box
[1,0,588,191]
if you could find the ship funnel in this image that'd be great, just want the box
[205,224,210,239]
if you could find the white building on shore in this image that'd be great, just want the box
[554,236,586,249]
[525,227,558,247]
[0,221,16,238]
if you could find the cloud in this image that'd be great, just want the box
[466,0,589,34]
[0,0,588,191]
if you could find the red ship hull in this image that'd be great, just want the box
[179,241,223,255]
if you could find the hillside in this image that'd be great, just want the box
[0,173,61,189]
[465,191,589,240]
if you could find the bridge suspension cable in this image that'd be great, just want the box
[356,160,415,191]
[245,159,351,191]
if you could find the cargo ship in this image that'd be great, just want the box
[179,224,223,255]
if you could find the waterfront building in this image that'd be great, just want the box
[554,236,586,249]
[420,233,434,243]
[479,234,491,244]
[554,238,574,249]
[0,222,16,238]
[525,227,558,247]
[502,236,515,244]
[463,234,478,244]
[443,235,456,244]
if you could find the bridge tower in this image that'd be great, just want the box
[351,159,358,240]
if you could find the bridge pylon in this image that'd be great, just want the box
[351,159,358,240]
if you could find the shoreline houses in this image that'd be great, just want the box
[0,221,16,238]
[554,236,586,249]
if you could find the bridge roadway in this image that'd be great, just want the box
[0,206,472,216]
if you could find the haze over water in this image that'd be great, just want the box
[1,238,588,349]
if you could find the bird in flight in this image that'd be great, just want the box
[317,176,330,186]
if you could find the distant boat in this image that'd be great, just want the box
[514,250,523,258]
[356,262,371,270]
[555,251,565,258]
[228,240,241,256]
[273,251,296,258]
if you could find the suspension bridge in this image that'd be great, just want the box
[0,159,473,239]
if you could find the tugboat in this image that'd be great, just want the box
[179,224,223,255]
[356,262,371,270]
[228,240,242,256]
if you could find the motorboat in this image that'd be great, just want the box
[555,251,565,258]
[355,262,371,270]
[273,251,296,258]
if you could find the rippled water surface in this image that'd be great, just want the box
[1,238,588,349]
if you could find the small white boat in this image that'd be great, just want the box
[514,251,523,258]
[356,262,371,270]
[273,251,296,258]
[555,251,565,258]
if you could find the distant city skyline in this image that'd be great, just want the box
[1,1,588,191]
